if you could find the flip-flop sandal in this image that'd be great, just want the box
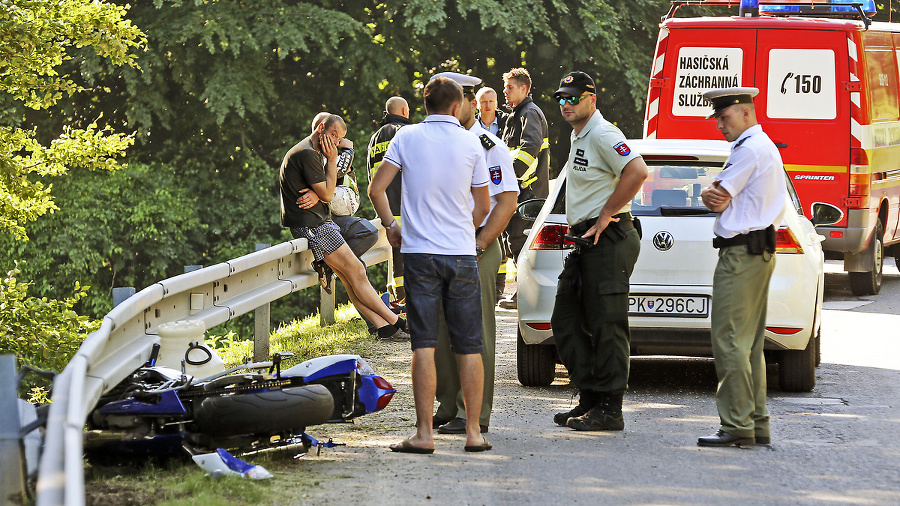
[464,436,492,452]
[389,439,434,454]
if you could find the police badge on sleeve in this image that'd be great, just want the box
[613,142,631,156]
[490,166,502,184]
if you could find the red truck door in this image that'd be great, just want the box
[755,28,851,222]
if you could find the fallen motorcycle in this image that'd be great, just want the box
[83,351,395,462]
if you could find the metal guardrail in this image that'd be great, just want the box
[35,221,391,505]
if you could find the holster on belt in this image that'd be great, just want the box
[570,213,636,244]
[558,248,582,297]
[713,224,775,255]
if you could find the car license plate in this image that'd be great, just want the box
[628,294,710,317]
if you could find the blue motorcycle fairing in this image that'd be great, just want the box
[99,389,186,415]
[284,355,360,382]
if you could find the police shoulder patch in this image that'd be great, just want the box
[613,141,631,156]
[480,134,495,150]
[490,166,502,184]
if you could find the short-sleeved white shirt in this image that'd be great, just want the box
[383,115,490,255]
[468,123,519,227]
[564,110,642,226]
[714,124,787,238]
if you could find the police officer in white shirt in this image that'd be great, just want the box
[429,72,519,436]
[699,87,787,447]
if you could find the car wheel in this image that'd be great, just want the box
[516,328,555,387]
[778,331,817,392]
[848,219,883,296]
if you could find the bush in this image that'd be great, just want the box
[0,266,99,397]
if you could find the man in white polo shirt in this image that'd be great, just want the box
[369,76,492,453]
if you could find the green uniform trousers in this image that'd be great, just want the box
[711,244,775,439]
[551,229,640,395]
[434,239,501,426]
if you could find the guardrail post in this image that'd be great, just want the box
[319,283,336,326]
[0,354,26,504]
[112,287,136,307]
[254,243,271,361]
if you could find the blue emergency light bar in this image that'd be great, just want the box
[753,0,877,16]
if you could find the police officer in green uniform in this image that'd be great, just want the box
[431,72,518,434]
[550,71,649,431]
[698,87,787,447]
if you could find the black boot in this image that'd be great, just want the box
[567,392,625,431]
[554,390,598,426]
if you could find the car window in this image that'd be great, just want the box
[550,161,725,216]
[631,162,723,216]
[551,183,566,215]
[783,170,804,217]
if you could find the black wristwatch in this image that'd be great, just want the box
[475,246,484,256]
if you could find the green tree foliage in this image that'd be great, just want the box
[0,0,146,239]
[0,266,100,396]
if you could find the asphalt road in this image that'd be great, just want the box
[294,260,900,505]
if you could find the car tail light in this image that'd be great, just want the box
[766,327,802,335]
[530,224,575,250]
[848,148,870,208]
[526,323,552,330]
[774,227,803,254]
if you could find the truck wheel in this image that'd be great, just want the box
[516,328,555,387]
[848,219,883,296]
[194,384,334,436]
[778,331,817,392]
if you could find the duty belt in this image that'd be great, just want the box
[712,225,775,256]
[569,213,633,236]
[712,233,751,249]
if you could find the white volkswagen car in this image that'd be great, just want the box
[515,139,840,392]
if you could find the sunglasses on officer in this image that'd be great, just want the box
[556,93,594,106]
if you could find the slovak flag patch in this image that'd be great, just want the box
[490,166,502,184]
[614,142,631,156]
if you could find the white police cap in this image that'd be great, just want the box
[703,87,759,118]
[430,72,482,94]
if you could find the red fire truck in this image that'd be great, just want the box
[644,0,899,295]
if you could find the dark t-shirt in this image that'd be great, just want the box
[280,136,331,228]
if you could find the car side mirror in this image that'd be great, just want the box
[810,202,842,226]
[516,199,546,222]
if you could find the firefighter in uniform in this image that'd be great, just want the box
[498,67,550,308]
[430,72,518,435]
[367,97,412,302]
[698,87,787,447]
[550,71,648,431]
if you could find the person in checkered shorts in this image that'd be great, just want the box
[280,114,409,341]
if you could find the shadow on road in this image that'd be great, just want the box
[628,356,717,394]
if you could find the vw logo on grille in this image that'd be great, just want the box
[653,231,674,251]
